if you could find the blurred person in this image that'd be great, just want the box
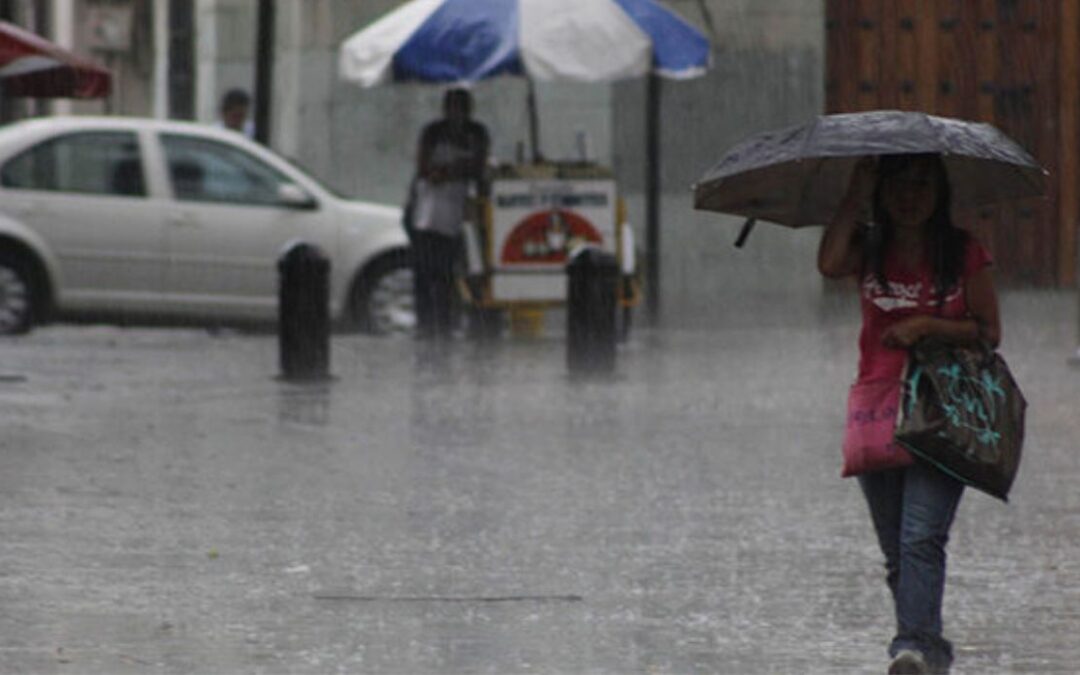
[410,88,489,339]
[818,154,1001,675]
[219,88,254,138]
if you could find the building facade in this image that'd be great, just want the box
[13,0,828,328]
[826,0,1076,287]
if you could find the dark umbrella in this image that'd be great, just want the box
[692,110,1048,245]
[0,20,111,98]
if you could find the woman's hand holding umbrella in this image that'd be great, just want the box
[843,156,879,213]
[819,157,879,277]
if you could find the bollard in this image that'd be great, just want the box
[278,243,331,381]
[566,247,619,374]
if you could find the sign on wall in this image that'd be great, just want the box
[85,5,133,52]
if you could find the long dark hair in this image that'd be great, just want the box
[862,153,968,302]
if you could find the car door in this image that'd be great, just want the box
[0,129,166,312]
[157,132,335,319]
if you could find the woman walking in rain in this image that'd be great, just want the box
[818,153,1001,675]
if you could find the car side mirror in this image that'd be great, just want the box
[278,183,317,210]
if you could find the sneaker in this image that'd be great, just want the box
[888,649,929,674]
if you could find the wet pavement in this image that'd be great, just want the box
[1,290,1078,674]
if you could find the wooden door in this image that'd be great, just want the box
[826,0,1078,286]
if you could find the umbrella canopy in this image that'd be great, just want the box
[693,110,1048,229]
[0,20,111,99]
[339,0,709,86]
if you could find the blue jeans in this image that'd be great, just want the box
[858,462,964,671]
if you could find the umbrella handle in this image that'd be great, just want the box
[734,217,756,248]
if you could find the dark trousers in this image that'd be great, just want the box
[412,231,459,338]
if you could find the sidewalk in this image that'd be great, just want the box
[0,290,1076,674]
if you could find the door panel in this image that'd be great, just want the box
[157,133,335,318]
[0,130,166,311]
[825,0,1068,285]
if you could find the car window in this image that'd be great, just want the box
[0,131,145,197]
[161,134,292,206]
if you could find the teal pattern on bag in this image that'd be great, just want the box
[896,338,1025,501]
[904,361,1006,450]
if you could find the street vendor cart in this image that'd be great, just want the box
[460,162,639,334]
[339,0,710,335]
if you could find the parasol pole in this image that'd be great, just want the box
[253,0,275,145]
[0,1,11,123]
[645,71,661,324]
[526,76,541,163]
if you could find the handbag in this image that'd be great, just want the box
[841,377,915,476]
[895,338,1026,501]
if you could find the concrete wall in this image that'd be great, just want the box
[254,0,613,205]
[612,0,826,327]
[195,0,827,328]
[195,0,256,125]
[89,1,156,118]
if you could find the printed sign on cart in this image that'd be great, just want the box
[493,180,616,267]
[490,179,617,301]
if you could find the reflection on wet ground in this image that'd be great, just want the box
[278,383,333,428]
[0,291,1077,673]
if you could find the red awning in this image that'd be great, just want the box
[0,20,111,99]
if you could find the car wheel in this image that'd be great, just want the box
[0,253,36,335]
[350,253,416,336]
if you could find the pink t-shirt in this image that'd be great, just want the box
[857,236,993,383]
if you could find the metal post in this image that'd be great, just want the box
[254,0,275,145]
[645,72,661,325]
[167,0,195,120]
[0,0,16,124]
[32,0,51,117]
[526,77,541,163]
[567,248,619,375]
[278,244,331,381]
[1075,228,1080,364]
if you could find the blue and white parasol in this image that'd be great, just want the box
[339,0,710,313]
[339,0,710,86]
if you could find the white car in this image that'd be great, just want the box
[0,116,414,335]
